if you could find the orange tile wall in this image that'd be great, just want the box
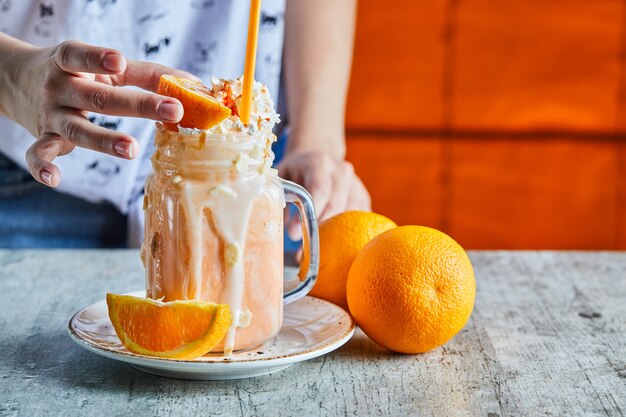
[345,0,626,249]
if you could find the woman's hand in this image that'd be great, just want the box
[0,38,196,187]
[278,151,371,237]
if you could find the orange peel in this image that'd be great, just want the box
[157,74,231,130]
[107,293,231,360]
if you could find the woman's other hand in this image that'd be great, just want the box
[278,150,371,238]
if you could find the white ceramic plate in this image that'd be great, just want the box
[68,293,355,380]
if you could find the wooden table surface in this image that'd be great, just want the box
[0,250,625,416]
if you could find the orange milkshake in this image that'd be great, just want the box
[142,77,287,354]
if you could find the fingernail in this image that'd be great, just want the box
[41,170,52,186]
[115,140,133,159]
[102,52,123,72]
[158,102,183,122]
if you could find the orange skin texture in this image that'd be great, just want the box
[346,226,476,354]
[106,293,231,360]
[157,75,231,130]
[309,211,397,310]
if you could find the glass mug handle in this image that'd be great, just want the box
[281,179,319,304]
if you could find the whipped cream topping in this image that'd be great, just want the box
[177,76,280,135]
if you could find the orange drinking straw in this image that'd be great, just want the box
[240,0,262,126]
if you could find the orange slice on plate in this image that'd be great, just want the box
[106,293,231,360]
[157,74,231,130]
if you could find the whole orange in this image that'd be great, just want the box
[310,211,397,310]
[346,226,475,354]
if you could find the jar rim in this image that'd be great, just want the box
[152,124,275,175]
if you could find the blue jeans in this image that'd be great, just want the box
[0,154,127,248]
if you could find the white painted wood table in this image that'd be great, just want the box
[0,250,625,416]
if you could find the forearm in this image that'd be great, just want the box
[284,0,357,159]
[0,32,36,119]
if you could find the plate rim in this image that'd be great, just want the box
[67,294,356,371]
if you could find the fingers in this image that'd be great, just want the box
[347,176,372,211]
[54,40,126,75]
[303,157,334,217]
[56,77,183,122]
[278,152,372,229]
[110,60,201,92]
[51,42,188,122]
[50,109,139,158]
[25,134,72,187]
[37,41,187,186]
[27,109,140,187]
[285,207,303,241]
[319,162,354,221]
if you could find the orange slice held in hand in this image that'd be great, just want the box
[157,74,232,131]
[106,293,231,360]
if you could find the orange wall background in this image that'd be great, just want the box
[345,0,626,249]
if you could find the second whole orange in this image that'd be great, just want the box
[346,226,475,354]
[309,211,397,310]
